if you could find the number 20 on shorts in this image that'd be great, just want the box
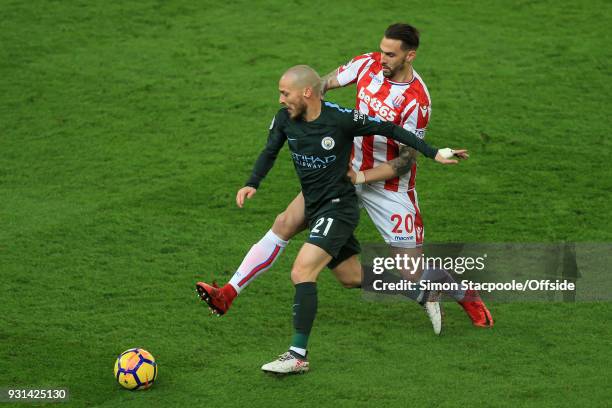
[390,213,413,234]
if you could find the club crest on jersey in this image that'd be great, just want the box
[321,136,335,150]
[392,95,405,108]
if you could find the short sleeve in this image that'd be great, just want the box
[336,53,373,86]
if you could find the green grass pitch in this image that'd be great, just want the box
[1,0,611,406]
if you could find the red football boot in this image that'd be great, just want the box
[458,289,494,327]
[195,282,237,316]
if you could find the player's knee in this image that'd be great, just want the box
[290,265,304,284]
[273,211,288,229]
[339,279,360,289]
[337,273,361,288]
[272,211,297,240]
[291,262,313,284]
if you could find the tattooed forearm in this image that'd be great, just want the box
[388,145,418,176]
[320,69,341,95]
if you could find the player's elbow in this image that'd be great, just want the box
[390,158,415,177]
[395,163,414,176]
[391,147,417,176]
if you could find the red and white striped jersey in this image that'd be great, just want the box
[336,52,431,192]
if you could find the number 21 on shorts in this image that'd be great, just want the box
[312,217,334,236]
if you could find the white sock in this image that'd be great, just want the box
[228,229,288,294]
[289,346,307,358]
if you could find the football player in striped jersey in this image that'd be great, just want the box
[197,23,492,337]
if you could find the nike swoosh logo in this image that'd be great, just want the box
[287,138,297,141]
[309,235,323,239]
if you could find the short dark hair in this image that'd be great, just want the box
[384,23,420,50]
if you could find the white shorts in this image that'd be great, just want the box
[356,183,424,248]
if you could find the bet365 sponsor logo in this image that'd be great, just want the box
[358,88,397,122]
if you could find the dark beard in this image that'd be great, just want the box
[293,103,307,120]
[382,61,404,79]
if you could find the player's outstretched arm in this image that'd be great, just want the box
[348,147,469,184]
[389,126,468,164]
[434,148,469,164]
[349,111,467,165]
[347,163,394,185]
[352,145,418,184]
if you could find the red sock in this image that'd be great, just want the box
[460,289,480,303]
[221,284,238,303]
